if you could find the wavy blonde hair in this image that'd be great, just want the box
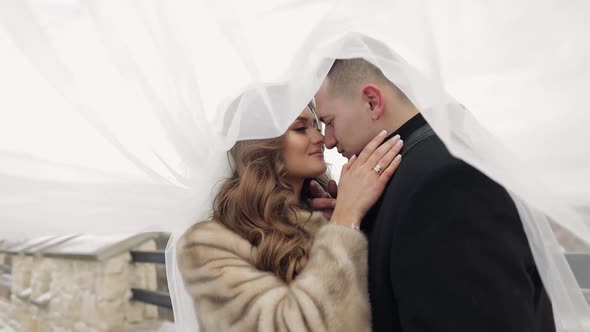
[212,113,330,283]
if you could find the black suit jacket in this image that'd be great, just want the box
[362,114,556,332]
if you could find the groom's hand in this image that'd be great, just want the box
[309,179,338,219]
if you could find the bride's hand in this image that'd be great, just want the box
[330,131,403,227]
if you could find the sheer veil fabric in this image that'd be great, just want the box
[0,0,589,331]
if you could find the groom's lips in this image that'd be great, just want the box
[338,148,349,158]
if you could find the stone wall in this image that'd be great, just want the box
[1,238,161,332]
[0,247,12,311]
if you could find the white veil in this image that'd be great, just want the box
[0,1,589,331]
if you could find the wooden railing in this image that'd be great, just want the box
[129,250,172,309]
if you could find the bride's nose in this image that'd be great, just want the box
[310,128,325,145]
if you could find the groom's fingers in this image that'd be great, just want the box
[355,130,388,165]
[309,180,328,199]
[309,197,336,211]
[327,180,338,199]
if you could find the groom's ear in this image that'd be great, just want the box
[362,84,384,120]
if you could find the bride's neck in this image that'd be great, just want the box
[286,177,304,202]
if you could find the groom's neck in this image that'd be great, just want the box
[384,104,418,135]
[383,111,425,144]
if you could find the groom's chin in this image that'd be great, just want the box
[342,150,355,159]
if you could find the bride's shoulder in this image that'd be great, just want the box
[178,219,255,267]
[181,219,241,245]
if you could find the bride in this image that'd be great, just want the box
[177,101,403,331]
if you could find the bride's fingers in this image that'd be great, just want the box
[341,154,357,174]
[365,135,402,170]
[374,144,400,174]
[378,154,402,187]
[355,130,388,165]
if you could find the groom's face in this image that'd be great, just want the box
[314,79,373,159]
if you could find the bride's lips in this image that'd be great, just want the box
[309,150,324,157]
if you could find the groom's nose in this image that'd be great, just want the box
[324,126,337,149]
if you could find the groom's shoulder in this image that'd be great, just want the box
[398,132,465,177]
[391,130,504,198]
[396,132,505,198]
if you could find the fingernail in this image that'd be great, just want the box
[378,130,387,137]
[394,154,402,162]
[392,134,400,141]
[395,139,403,147]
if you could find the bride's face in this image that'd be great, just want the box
[281,108,327,179]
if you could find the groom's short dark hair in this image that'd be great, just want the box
[326,58,408,101]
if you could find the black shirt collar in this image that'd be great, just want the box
[385,113,427,142]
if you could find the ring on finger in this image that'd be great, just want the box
[373,164,384,175]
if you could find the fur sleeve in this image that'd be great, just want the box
[177,220,371,332]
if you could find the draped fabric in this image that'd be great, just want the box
[0,1,589,330]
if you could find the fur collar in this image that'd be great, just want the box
[291,210,328,235]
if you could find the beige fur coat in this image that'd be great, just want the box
[177,211,371,332]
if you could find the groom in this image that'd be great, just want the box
[310,59,556,332]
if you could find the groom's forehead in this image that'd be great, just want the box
[313,95,328,118]
[314,99,337,121]
[313,99,325,120]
